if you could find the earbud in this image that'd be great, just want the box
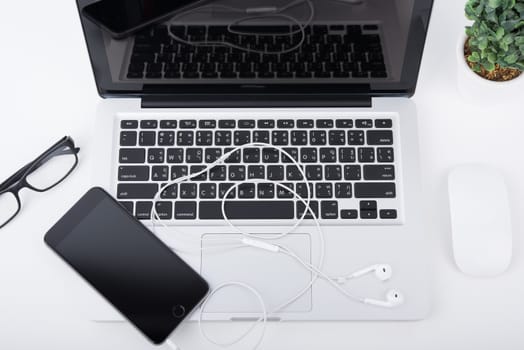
[363,289,404,308]
[336,264,393,284]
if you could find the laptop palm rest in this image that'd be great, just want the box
[200,233,312,315]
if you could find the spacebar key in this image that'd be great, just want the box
[199,201,295,220]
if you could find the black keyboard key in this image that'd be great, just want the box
[296,200,319,219]
[117,183,158,199]
[199,183,217,199]
[344,165,362,180]
[316,183,333,198]
[138,131,155,146]
[219,120,236,128]
[154,201,173,220]
[377,147,394,162]
[356,119,373,128]
[234,131,251,145]
[316,120,334,128]
[310,131,326,145]
[296,183,314,199]
[257,183,275,198]
[167,148,184,163]
[262,148,279,163]
[319,148,337,163]
[272,131,289,145]
[306,165,323,180]
[360,201,377,210]
[348,131,364,145]
[282,148,299,163]
[180,183,197,198]
[267,165,284,180]
[158,131,175,146]
[325,165,342,180]
[363,165,395,180]
[297,119,314,128]
[248,165,265,179]
[380,209,397,219]
[286,165,303,180]
[199,201,295,219]
[171,165,188,180]
[375,119,392,128]
[360,209,378,219]
[120,131,137,146]
[196,131,213,146]
[341,209,358,219]
[185,148,203,163]
[355,183,396,198]
[199,120,216,128]
[367,130,393,145]
[121,120,138,129]
[119,201,134,214]
[190,165,207,181]
[205,148,222,163]
[118,166,149,181]
[140,120,158,129]
[177,131,194,146]
[160,120,177,129]
[180,120,197,128]
[224,148,241,163]
[175,201,197,220]
[339,148,356,162]
[215,131,232,146]
[161,184,178,199]
[209,165,227,181]
[243,148,260,163]
[119,148,145,163]
[321,201,338,219]
[253,131,270,143]
[291,131,308,145]
[147,148,165,163]
[300,148,317,163]
[329,130,346,145]
[219,183,236,199]
[258,120,275,128]
[335,183,352,198]
[151,166,169,181]
[136,201,153,220]
[238,183,255,198]
[336,119,353,128]
[277,120,295,128]
[277,183,294,198]
[228,165,246,181]
[358,148,375,163]
[238,120,256,128]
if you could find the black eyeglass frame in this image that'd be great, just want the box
[0,136,80,229]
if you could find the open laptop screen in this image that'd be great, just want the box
[77,0,433,100]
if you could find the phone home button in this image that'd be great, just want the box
[172,304,186,318]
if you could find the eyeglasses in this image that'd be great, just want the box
[0,136,80,229]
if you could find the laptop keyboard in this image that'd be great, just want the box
[116,116,400,223]
[126,24,387,80]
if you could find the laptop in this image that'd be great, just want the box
[78,0,434,321]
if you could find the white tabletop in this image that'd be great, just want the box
[1,1,524,349]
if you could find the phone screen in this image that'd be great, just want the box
[82,0,201,37]
[45,188,208,344]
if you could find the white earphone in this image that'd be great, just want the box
[364,290,404,308]
[335,264,393,284]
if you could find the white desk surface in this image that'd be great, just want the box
[1,1,524,349]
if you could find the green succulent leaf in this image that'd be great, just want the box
[505,53,519,63]
[488,0,502,8]
[483,61,496,70]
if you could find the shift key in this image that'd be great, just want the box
[355,183,396,198]
[117,183,158,199]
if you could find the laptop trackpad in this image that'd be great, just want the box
[201,233,312,313]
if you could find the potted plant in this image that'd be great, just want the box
[457,0,524,102]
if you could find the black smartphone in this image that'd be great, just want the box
[44,187,209,345]
[82,0,206,39]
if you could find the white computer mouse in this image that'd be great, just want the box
[448,164,512,277]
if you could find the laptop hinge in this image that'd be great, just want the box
[140,94,372,108]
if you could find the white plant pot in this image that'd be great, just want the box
[456,34,523,105]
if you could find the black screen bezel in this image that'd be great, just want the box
[44,187,209,344]
[76,0,434,101]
